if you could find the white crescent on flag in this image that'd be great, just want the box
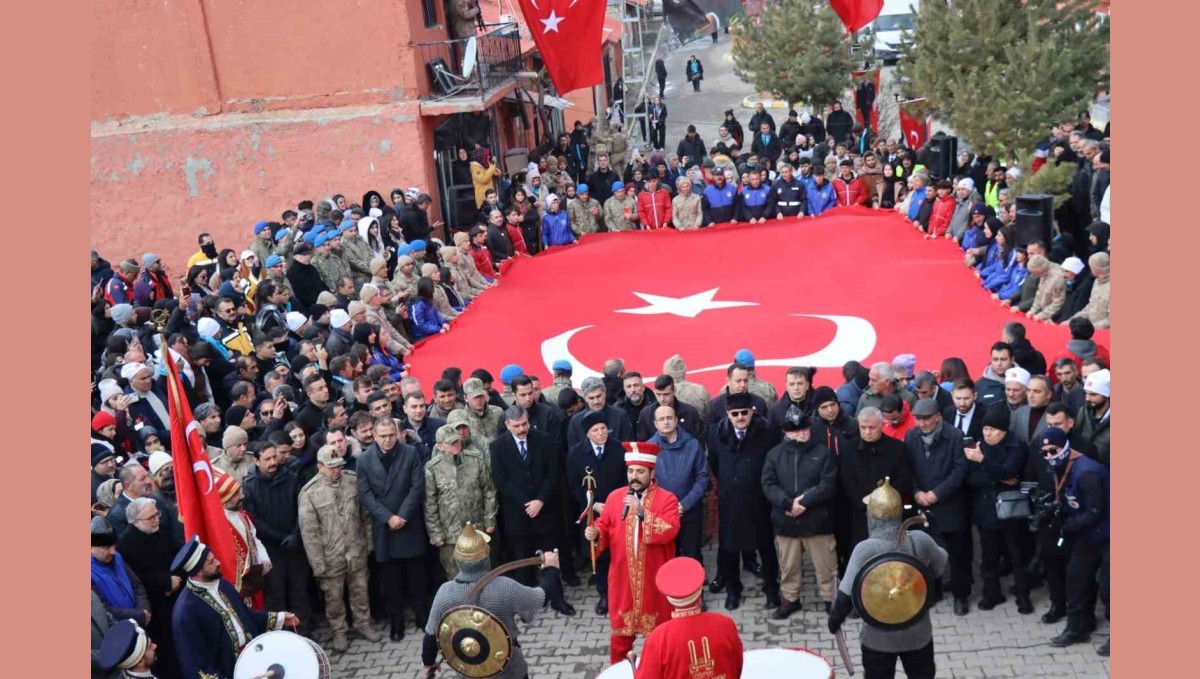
[185,421,215,494]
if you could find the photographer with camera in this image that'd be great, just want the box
[964,407,1033,614]
[1030,427,1109,648]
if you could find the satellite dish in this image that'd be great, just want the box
[463,37,478,78]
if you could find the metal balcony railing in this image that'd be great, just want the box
[417,23,523,101]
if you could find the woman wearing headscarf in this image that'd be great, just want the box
[420,263,461,319]
[721,109,745,147]
[353,322,405,382]
[980,226,1018,291]
[1085,221,1110,256]
[362,190,388,216]
[878,162,904,209]
[1053,256,1095,323]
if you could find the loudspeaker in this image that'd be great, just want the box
[928,135,958,181]
[1015,194,1055,247]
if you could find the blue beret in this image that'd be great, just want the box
[315,232,332,248]
[611,181,624,192]
[734,348,755,367]
[577,183,589,194]
[397,243,413,256]
[410,239,426,251]
[302,230,321,245]
[552,359,573,373]
[500,364,524,385]
[274,227,291,243]
[253,220,270,235]
[264,254,283,268]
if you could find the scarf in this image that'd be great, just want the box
[91,553,137,609]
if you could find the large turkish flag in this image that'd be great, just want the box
[830,0,884,34]
[899,99,929,151]
[517,0,606,94]
[409,208,1107,392]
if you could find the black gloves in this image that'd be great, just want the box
[422,632,439,666]
[828,590,854,634]
[281,533,301,551]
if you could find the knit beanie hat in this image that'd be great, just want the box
[111,304,134,326]
[813,386,839,407]
[92,411,117,432]
[91,516,118,547]
[981,406,1010,432]
[360,284,380,303]
[222,426,249,448]
[98,379,123,406]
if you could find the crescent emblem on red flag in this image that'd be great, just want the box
[540,314,876,387]
[193,461,215,494]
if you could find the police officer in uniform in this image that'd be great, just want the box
[701,172,738,226]
[768,163,808,219]
[735,166,772,224]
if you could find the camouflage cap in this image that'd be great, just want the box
[436,424,462,446]
[463,378,487,399]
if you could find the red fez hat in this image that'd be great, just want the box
[622,441,661,468]
[656,557,706,607]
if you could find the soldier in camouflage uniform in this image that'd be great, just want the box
[566,185,604,236]
[297,446,381,652]
[250,222,275,265]
[312,234,343,291]
[424,425,498,578]
[734,349,779,403]
[391,255,419,301]
[453,378,505,451]
[340,219,376,288]
[663,354,712,423]
[602,182,640,232]
[609,122,629,169]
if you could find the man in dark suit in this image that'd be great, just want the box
[750,122,783,168]
[914,371,954,413]
[567,377,633,450]
[904,399,971,616]
[499,376,565,450]
[1009,375,1053,447]
[943,378,985,442]
[707,364,769,426]
[637,375,703,442]
[356,417,430,640]
[490,405,569,596]
[566,410,627,615]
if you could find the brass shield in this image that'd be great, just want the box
[436,605,514,678]
[851,551,932,630]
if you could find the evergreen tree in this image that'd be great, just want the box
[731,1,856,111]
[895,0,1109,159]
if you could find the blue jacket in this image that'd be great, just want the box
[806,180,838,216]
[370,347,406,381]
[736,184,771,221]
[906,185,928,221]
[1061,453,1109,543]
[540,209,574,247]
[410,299,446,339]
[977,241,1003,275]
[997,262,1028,300]
[702,183,738,225]
[960,225,982,251]
[646,428,709,520]
[982,249,1018,291]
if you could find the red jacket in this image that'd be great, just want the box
[882,401,917,441]
[832,176,868,207]
[470,245,495,276]
[505,224,530,256]
[927,194,957,237]
[637,189,673,229]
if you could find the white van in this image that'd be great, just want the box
[872,0,920,65]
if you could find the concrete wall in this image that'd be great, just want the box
[91,0,451,269]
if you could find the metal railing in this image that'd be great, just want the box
[416,23,523,101]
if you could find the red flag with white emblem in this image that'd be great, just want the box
[899,98,929,150]
[517,0,606,94]
[830,0,884,34]
[164,349,237,583]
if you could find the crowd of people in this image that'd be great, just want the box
[88,98,1113,678]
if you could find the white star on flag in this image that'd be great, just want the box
[541,10,564,33]
[615,288,758,318]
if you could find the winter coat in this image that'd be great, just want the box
[541,209,575,247]
[367,304,412,356]
[410,299,447,339]
[241,466,303,552]
[471,162,502,207]
[997,262,1029,301]
[762,438,837,537]
[424,448,498,545]
[903,422,969,532]
[671,193,703,229]
[340,233,375,286]
[1054,269,1095,323]
[965,433,1027,529]
[677,135,707,167]
[806,181,838,216]
[927,194,957,237]
[1030,264,1068,321]
[708,414,781,551]
[637,188,673,229]
[645,428,709,520]
[1072,273,1110,329]
[603,194,639,231]
[1073,406,1111,467]
[356,441,429,560]
[286,260,326,312]
[298,471,371,577]
[982,249,1018,292]
[832,176,868,207]
[567,197,603,236]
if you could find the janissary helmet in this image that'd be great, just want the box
[865,477,903,520]
[454,522,491,563]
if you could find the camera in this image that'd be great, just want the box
[1028,489,1061,533]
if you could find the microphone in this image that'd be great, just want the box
[621,486,636,520]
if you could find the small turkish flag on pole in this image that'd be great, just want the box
[164,348,238,584]
[899,98,929,150]
[518,0,606,94]
[830,0,885,34]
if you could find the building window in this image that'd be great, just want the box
[423,0,439,28]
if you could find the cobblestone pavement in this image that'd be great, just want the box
[314,540,1109,678]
